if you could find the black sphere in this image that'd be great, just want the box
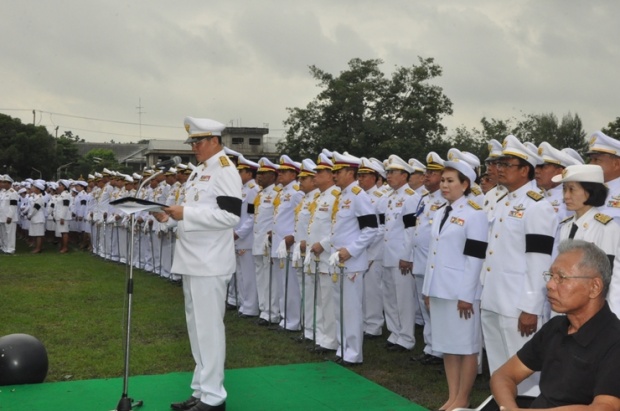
[0,334,49,386]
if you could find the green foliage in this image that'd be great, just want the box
[279,57,453,161]
[0,113,85,180]
[602,117,620,139]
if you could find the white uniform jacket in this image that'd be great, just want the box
[28,194,46,224]
[423,196,488,303]
[602,176,620,224]
[330,182,377,273]
[252,183,277,256]
[365,185,387,261]
[271,180,303,258]
[403,190,446,275]
[480,181,558,318]
[235,179,260,250]
[543,185,570,222]
[169,150,242,277]
[307,186,340,273]
[383,185,421,267]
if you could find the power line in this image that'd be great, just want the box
[1,108,178,129]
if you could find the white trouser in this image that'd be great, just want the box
[382,264,400,344]
[254,255,280,322]
[333,270,364,363]
[384,266,417,349]
[274,257,301,330]
[481,309,541,397]
[414,274,442,357]
[2,222,17,253]
[235,250,259,316]
[184,274,231,407]
[363,260,385,336]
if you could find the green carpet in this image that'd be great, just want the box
[0,362,427,411]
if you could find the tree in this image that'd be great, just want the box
[602,117,620,140]
[278,57,453,160]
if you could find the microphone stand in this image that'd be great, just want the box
[115,169,164,411]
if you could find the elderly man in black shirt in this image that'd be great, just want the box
[491,239,620,411]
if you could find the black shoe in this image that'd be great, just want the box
[257,318,270,326]
[171,396,200,411]
[313,346,336,354]
[225,303,237,311]
[239,313,258,319]
[332,356,362,367]
[187,401,226,411]
[386,343,410,352]
[363,333,381,340]
[291,335,312,343]
[385,341,396,348]
[420,354,443,365]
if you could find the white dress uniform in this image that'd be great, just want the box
[295,187,319,340]
[306,185,339,349]
[423,196,488,354]
[362,184,387,336]
[271,178,304,330]
[0,183,19,253]
[404,188,446,357]
[233,177,260,316]
[252,181,278,323]
[55,188,72,236]
[107,186,123,262]
[167,140,241,407]
[601,176,620,224]
[482,185,507,218]
[542,184,570,222]
[28,193,46,236]
[382,183,421,350]
[330,180,378,364]
[480,180,558,396]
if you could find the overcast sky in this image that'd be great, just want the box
[1,1,618,145]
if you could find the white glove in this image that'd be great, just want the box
[304,252,313,268]
[276,240,288,259]
[292,242,301,265]
[329,251,340,267]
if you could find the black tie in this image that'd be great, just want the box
[439,205,452,232]
[568,223,578,239]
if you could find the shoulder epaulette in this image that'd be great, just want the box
[404,188,415,196]
[467,200,482,210]
[471,186,481,196]
[248,182,256,189]
[497,192,508,202]
[219,156,230,167]
[594,213,613,225]
[331,189,340,197]
[527,190,543,201]
[421,191,430,198]
[559,215,574,225]
[314,192,321,199]
[351,186,362,195]
[273,186,282,192]
[293,184,300,191]
[373,191,383,198]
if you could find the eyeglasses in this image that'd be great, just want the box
[496,162,521,169]
[542,271,596,284]
[189,137,213,147]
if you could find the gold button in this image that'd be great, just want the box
[487,267,491,272]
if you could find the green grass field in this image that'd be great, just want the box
[0,240,492,409]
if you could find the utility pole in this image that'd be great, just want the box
[136,98,145,140]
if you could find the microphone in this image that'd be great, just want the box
[154,156,182,171]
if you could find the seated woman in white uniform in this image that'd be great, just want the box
[422,152,488,411]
